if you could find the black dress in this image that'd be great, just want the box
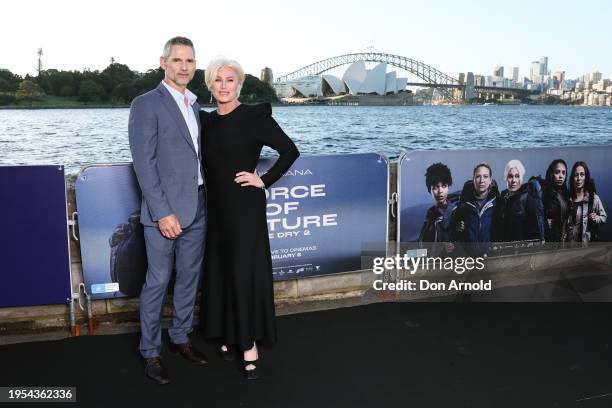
[199,103,299,351]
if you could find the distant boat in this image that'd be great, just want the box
[483,102,494,106]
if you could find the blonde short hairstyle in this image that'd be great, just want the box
[205,57,246,95]
[504,159,526,181]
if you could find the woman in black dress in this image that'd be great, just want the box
[198,57,299,379]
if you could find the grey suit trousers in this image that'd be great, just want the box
[139,189,206,358]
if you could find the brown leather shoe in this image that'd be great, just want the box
[169,341,208,365]
[144,357,170,385]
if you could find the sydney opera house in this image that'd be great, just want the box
[274,60,411,104]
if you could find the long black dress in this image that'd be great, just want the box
[199,103,299,351]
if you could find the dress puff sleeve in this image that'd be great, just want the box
[251,103,300,188]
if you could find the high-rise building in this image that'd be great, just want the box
[539,57,548,75]
[493,66,504,78]
[464,72,475,100]
[529,57,549,87]
[553,71,565,89]
[590,71,603,82]
[530,61,541,84]
[508,67,519,82]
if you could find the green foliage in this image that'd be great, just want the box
[0,69,22,92]
[240,74,278,103]
[0,92,16,105]
[135,68,164,96]
[78,79,106,102]
[15,80,45,104]
[59,85,76,97]
[113,82,138,104]
[188,69,211,103]
[100,63,136,94]
[0,62,277,106]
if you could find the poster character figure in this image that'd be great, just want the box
[493,159,545,242]
[455,163,499,257]
[418,163,458,256]
[542,159,571,243]
[569,161,607,244]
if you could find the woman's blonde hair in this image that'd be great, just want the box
[504,159,526,181]
[205,57,245,96]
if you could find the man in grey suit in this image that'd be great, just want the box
[128,36,207,385]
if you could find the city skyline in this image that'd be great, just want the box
[1,0,610,81]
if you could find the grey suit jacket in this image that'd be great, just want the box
[128,83,203,228]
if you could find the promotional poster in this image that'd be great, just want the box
[76,154,388,300]
[257,153,388,280]
[75,164,145,299]
[0,166,72,307]
[399,145,612,247]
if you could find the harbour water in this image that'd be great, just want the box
[1,105,611,175]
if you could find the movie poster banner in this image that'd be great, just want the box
[395,145,612,301]
[398,145,611,251]
[257,153,388,280]
[76,153,388,299]
[0,165,72,307]
[76,164,146,300]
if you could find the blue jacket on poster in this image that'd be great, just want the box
[455,180,499,256]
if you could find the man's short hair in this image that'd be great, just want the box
[424,163,452,192]
[473,162,492,177]
[162,36,195,60]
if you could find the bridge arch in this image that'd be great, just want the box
[275,52,458,86]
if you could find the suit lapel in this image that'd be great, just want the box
[193,102,202,159]
[156,84,196,154]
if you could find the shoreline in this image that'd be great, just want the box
[0,103,605,110]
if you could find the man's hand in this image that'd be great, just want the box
[234,171,265,189]
[158,214,182,239]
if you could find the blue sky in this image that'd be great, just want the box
[1,0,610,81]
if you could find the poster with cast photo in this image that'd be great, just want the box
[398,145,612,257]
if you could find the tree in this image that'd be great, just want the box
[0,93,16,105]
[78,79,105,103]
[0,69,22,92]
[188,69,211,104]
[135,68,164,95]
[100,62,136,94]
[240,74,278,103]
[113,82,138,104]
[59,85,76,97]
[45,70,76,96]
[15,80,45,105]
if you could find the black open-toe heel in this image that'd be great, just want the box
[219,345,235,361]
[243,359,259,380]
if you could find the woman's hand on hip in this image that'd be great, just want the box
[235,171,265,189]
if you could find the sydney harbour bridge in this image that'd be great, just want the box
[275,52,532,101]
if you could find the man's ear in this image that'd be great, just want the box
[160,56,166,70]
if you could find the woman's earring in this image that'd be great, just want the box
[209,94,213,104]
